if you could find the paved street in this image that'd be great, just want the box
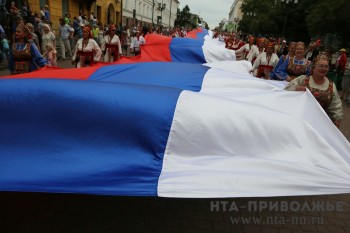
[0,192,350,233]
[1,60,350,233]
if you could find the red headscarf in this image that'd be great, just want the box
[256,38,266,44]
[82,26,93,39]
[266,42,275,49]
[108,24,116,33]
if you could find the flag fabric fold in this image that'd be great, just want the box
[117,28,235,64]
[1,61,350,197]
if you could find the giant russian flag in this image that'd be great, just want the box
[1,61,350,197]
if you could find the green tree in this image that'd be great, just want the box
[239,0,278,36]
[238,0,349,45]
[175,5,192,28]
[306,0,349,42]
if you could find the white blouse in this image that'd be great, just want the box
[252,52,279,71]
[101,34,122,55]
[72,38,102,63]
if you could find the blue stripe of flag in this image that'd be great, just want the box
[169,38,206,63]
[197,28,209,40]
[0,62,209,196]
[89,62,209,92]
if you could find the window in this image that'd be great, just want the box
[40,0,47,8]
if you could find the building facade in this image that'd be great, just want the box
[4,0,179,35]
[228,0,243,31]
[122,0,179,28]
[8,0,122,29]
[229,0,243,21]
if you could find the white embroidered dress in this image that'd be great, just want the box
[72,38,102,68]
[101,34,122,62]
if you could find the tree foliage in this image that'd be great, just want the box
[305,0,349,40]
[175,5,193,28]
[238,0,349,45]
[175,5,204,29]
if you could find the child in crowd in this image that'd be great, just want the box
[44,42,57,67]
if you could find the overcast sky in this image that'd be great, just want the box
[178,0,233,29]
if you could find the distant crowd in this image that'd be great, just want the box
[0,1,196,70]
[212,30,348,84]
[212,30,349,128]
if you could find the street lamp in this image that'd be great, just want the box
[157,1,166,26]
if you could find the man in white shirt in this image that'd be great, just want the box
[130,31,146,56]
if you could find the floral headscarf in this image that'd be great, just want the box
[16,23,32,40]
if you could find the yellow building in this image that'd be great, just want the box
[12,0,122,28]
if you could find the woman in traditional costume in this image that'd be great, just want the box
[246,38,266,65]
[251,42,279,78]
[275,42,311,82]
[231,36,245,60]
[235,36,256,60]
[8,23,47,75]
[72,26,102,68]
[101,24,122,62]
[285,55,342,128]
[270,42,296,80]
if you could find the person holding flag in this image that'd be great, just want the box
[235,35,256,61]
[246,38,265,65]
[250,42,279,78]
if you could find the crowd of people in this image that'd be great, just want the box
[0,2,198,71]
[213,31,349,127]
